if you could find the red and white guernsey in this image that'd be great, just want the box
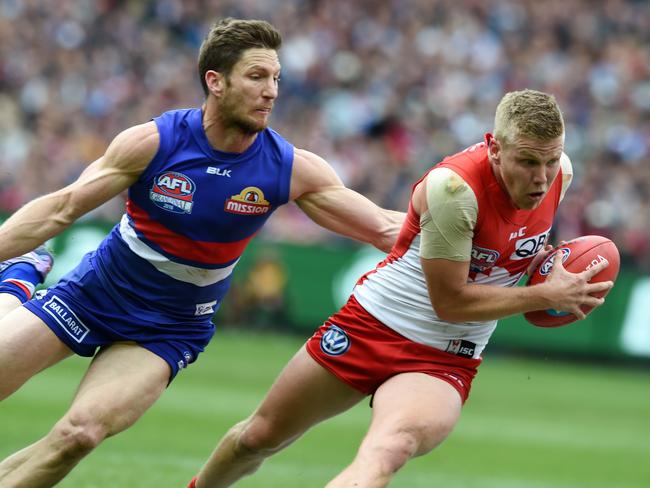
[353,138,571,358]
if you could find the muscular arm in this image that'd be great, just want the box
[290,148,404,252]
[415,167,608,322]
[0,122,159,261]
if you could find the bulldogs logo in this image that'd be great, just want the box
[320,324,351,356]
[150,172,196,214]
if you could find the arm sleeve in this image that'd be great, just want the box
[419,167,478,261]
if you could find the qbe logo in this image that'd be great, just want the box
[510,228,551,260]
[320,324,351,356]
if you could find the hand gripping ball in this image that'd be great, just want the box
[524,235,620,327]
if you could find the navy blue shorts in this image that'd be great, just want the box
[23,255,215,381]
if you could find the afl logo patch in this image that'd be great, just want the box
[150,172,196,214]
[539,247,571,276]
[224,186,271,215]
[320,324,351,356]
[470,246,499,273]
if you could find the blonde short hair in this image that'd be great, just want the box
[494,89,564,146]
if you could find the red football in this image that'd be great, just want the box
[524,235,620,327]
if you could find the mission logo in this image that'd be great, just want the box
[150,172,196,214]
[224,186,271,215]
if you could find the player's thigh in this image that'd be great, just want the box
[0,294,23,317]
[251,345,366,438]
[366,373,463,456]
[0,307,73,393]
[65,343,171,435]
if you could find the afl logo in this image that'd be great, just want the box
[320,324,351,356]
[150,172,196,214]
[539,247,571,276]
[470,246,500,273]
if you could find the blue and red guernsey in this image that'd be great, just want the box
[93,108,293,322]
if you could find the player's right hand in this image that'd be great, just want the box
[542,252,614,320]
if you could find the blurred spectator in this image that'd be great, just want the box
[223,251,291,329]
[1,0,649,269]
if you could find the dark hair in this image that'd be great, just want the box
[198,18,282,96]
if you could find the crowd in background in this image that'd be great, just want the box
[1,0,648,270]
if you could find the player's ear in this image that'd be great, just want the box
[488,135,502,164]
[205,70,226,98]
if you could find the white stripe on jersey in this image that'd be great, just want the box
[119,215,238,287]
[353,235,498,358]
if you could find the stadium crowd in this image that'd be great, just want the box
[0,0,648,269]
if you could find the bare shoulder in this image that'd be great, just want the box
[290,147,342,200]
[103,121,160,175]
[412,178,427,215]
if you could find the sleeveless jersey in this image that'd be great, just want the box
[92,108,294,323]
[353,139,563,358]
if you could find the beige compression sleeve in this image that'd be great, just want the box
[420,167,478,261]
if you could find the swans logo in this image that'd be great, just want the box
[320,324,351,356]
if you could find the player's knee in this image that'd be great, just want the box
[50,414,108,460]
[414,417,457,456]
[370,430,420,474]
[366,422,449,475]
[236,416,293,457]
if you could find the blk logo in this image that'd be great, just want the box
[207,167,232,177]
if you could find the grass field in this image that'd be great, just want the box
[1,328,649,487]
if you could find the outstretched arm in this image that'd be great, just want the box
[290,148,404,253]
[0,122,159,261]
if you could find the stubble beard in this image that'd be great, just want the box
[219,92,267,135]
